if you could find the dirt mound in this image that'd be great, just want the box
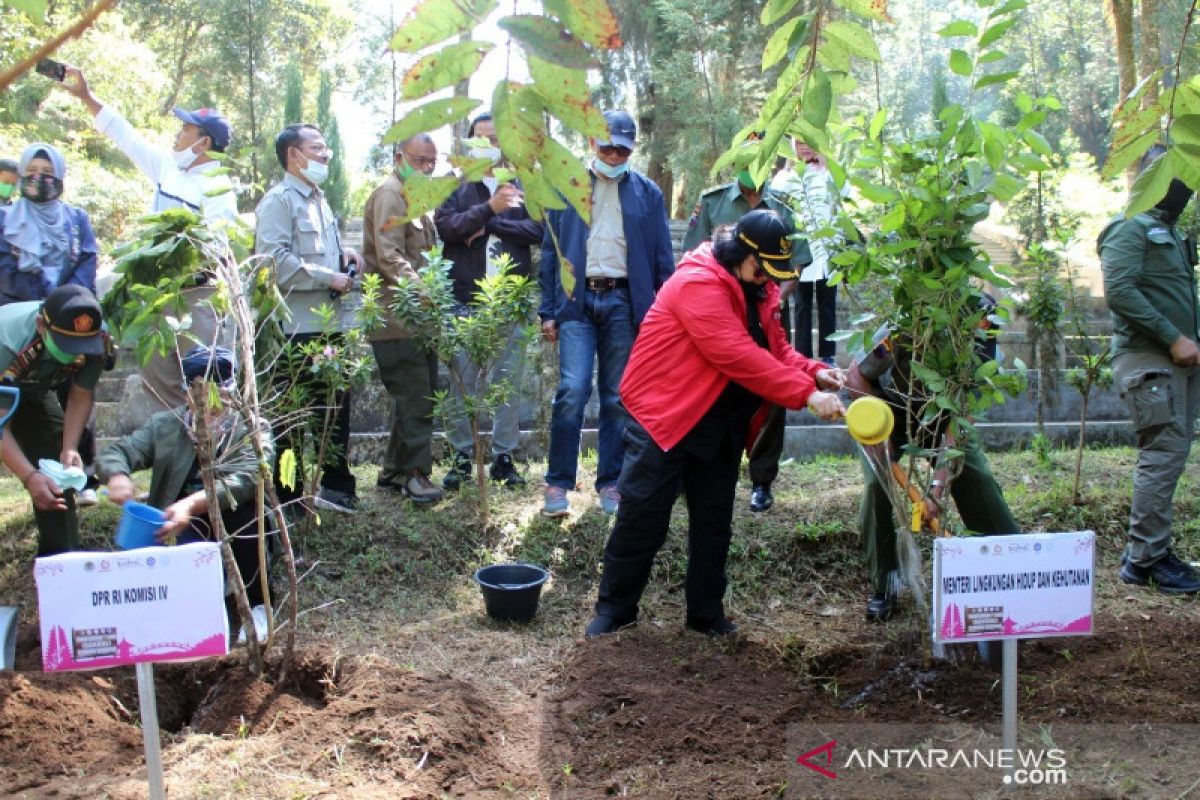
[0,669,142,794]
[542,629,818,798]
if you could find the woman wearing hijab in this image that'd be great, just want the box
[0,143,101,504]
[0,143,98,303]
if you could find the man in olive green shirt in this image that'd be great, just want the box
[0,286,107,555]
[682,176,810,514]
[1101,146,1200,594]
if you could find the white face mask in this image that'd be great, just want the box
[173,144,200,171]
[300,157,329,186]
[468,146,501,163]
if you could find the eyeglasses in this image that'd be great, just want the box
[404,154,438,168]
[597,144,632,157]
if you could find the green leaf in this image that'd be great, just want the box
[949,49,972,76]
[1103,132,1158,180]
[868,108,887,142]
[390,0,498,52]
[974,71,1019,90]
[518,169,567,222]
[449,154,497,182]
[832,0,893,23]
[936,20,977,37]
[823,20,880,61]
[279,449,298,492]
[528,56,608,139]
[978,50,1008,64]
[1171,115,1200,147]
[852,178,898,203]
[989,0,1028,17]
[816,35,851,72]
[763,16,806,69]
[540,137,591,224]
[1125,149,1174,218]
[802,69,833,129]
[498,15,598,69]
[401,40,493,100]
[989,172,1025,201]
[1023,129,1053,158]
[879,204,906,233]
[542,0,622,48]
[492,81,546,170]
[8,0,47,23]
[761,0,802,26]
[978,17,1019,48]
[383,97,481,144]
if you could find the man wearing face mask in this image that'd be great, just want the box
[0,285,109,556]
[257,124,363,514]
[435,113,545,490]
[59,66,238,415]
[361,134,444,505]
[0,159,18,207]
[538,110,675,517]
[682,133,810,515]
[584,211,844,638]
[1101,145,1200,594]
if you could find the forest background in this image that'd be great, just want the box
[0,0,1193,259]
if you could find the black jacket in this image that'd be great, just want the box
[434,179,545,305]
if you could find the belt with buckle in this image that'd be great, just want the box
[585,277,629,292]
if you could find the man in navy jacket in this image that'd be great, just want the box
[538,110,674,517]
[435,112,545,489]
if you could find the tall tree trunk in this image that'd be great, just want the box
[246,0,260,194]
[1140,0,1162,107]
[1106,0,1137,103]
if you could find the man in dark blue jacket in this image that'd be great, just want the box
[435,112,545,489]
[538,110,675,517]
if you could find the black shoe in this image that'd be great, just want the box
[442,451,473,491]
[584,614,636,638]
[866,592,895,622]
[749,483,773,513]
[376,473,402,490]
[490,453,527,486]
[1120,551,1200,594]
[685,616,739,637]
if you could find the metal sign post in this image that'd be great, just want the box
[1002,639,1018,785]
[135,662,166,800]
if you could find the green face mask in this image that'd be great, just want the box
[0,182,15,200]
[396,159,416,182]
[42,331,77,365]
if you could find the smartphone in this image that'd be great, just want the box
[35,58,66,82]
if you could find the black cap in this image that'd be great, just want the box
[735,210,795,279]
[41,285,104,357]
[181,345,236,386]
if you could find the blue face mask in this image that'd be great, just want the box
[593,158,629,180]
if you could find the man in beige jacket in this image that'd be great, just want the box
[363,134,442,503]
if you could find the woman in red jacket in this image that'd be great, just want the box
[586,210,846,638]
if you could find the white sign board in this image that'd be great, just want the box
[35,543,229,672]
[933,531,1095,643]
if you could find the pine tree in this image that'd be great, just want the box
[316,72,349,222]
[283,61,303,125]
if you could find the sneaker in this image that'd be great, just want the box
[402,471,444,505]
[685,615,739,637]
[75,488,99,507]
[598,485,620,515]
[749,483,773,513]
[442,451,474,491]
[376,472,402,490]
[866,591,895,622]
[542,486,569,517]
[1119,551,1200,594]
[490,453,527,486]
[315,487,360,514]
[237,604,270,645]
[584,613,637,638]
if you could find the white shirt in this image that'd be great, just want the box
[775,164,843,282]
[93,106,239,226]
[585,174,627,278]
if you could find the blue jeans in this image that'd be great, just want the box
[545,287,635,490]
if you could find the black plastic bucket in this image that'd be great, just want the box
[474,563,550,623]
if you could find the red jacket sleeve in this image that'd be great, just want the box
[673,275,818,409]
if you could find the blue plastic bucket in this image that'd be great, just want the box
[473,563,549,623]
[115,501,166,550]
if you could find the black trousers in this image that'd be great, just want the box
[747,404,785,486]
[595,418,741,625]
[181,501,271,608]
[793,278,837,360]
[271,332,356,503]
